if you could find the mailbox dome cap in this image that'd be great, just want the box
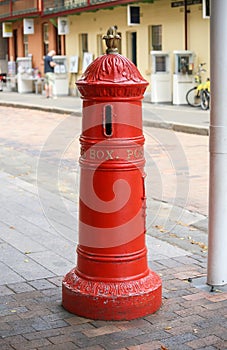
[76,53,148,100]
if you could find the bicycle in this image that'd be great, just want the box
[186,63,210,110]
[200,79,210,110]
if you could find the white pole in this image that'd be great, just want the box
[208,0,227,286]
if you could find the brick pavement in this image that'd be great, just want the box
[0,256,226,350]
[0,106,226,350]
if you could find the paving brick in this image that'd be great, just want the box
[8,338,52,350]
[0,261,25,285]
[90,320,120,328]
[69,335,101,349]
[164,278,192,290]
[40,287,62,297]
[173,270,203,280]
[31,317,69,331]
[197,308,226,321]
[2,335,26,345]
[0,343,15,350]
[0,305,28,317]
[203,300,227,310]
[167,344,192,350]
[66,316,93,326]
[28,279,57,290]
[163,288,194,298]
[134,330,170,343]
[174,305,206,317]
[29,250,73,276]
[23,328,65,341]
[117,319,150,330]
[7,282,36,293]
[79,347,105,350]
[204,326,227,341]
[179,298,211,310]
[173,255,200,265]
[18,308,51,319]
[0,320,34,338]
[196,347,219,350]
[163,323,197,336]
[62,323,96,335]
[66,330,90,343]
[0,243,54,281]
[0,314,20,323]
[10,290,43,301]
[182,292,208,301]
[195,316,226,331]
[37,342,78,349]
[186,335,224,349]
[40,302,63,314]
[0,285,15,296]
[97,335,140,350]
[161,332,198,348]
[41,312,69,323]
[144,312,177,326]
[47,276,63,287]
[204,293,227,302]
[82,325,122,338]
[108,328,145,341]
[155,257,183,268]
[127,341,163,350]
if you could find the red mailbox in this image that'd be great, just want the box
[62,27,162,320]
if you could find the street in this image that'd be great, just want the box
[0,105,208,215]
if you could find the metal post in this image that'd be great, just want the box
[208,0,227,286]
[184,0,188,50]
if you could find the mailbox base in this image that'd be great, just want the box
[62,269,162,320]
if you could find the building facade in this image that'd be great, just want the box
[0,0,210,97]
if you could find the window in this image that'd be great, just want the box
[43,23,49,56]
[155,56,166,72]
[203,0,210,19]
[126,31,137,66]
[97,34,106,56]
[149,25,162,51]
[79,33,88,54]
[23,34,28,57]
[0,26,8,60]
[79,33,88,71]
[127,5,140,25]
[116,31,122,54]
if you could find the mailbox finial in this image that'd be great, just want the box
[103,25,121,54]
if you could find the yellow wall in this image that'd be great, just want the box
[66,0,210,92]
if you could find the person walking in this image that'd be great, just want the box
[44,50,56,98]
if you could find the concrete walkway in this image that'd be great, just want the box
[0,92,226,350]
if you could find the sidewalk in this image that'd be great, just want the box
[0,90,210,135]
[0,93,226,350]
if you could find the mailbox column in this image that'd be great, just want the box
[62,27,162,320]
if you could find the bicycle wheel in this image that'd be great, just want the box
[186,87,201,107]
[201,90,210,110]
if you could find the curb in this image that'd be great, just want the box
[143,119,209,136]
[0,101,209,135]
[0,101,79,116]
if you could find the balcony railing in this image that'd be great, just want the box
[0,0,40,20]
[42,0,126,14]
[43,0,87,14]
[0,0,145,20]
